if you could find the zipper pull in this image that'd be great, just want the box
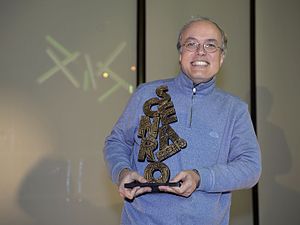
[192,87,196,95]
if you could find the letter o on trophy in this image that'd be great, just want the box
[144,162,170,183]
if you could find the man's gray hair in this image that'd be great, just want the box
[176,17,228,55]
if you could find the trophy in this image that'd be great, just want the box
[124,85,187,192]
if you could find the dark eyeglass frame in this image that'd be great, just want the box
[182,40,223,53]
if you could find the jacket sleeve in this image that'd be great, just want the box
[103,87,143,184]
[198,102,262,192]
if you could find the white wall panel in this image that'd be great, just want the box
[0,1,136,224]
[257,0,300,224]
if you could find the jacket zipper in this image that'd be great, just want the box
[189,87,197,127]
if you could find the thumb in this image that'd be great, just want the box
[132,172,148,183]
[170,172,186,183]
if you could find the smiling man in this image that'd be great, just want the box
[104,17,261,225]
[178,19,225,84]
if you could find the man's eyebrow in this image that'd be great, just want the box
[205,38,218,43]
[184,37,218,43]
[184,37,198,42]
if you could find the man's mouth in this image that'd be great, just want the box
[191,60,210,66]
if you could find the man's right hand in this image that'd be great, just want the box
[118,168,151,200]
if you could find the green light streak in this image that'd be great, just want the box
[103,42,126,68]
[97,62,132,92]
[83,70,89,91]
[129,85,134,94]
[98,83,121,103]
[46,35,73,58]
[37,52,80,84]
[97,41,134,95]
[84,54,97,90]
[45,48,80,88]
[38,37,133,104]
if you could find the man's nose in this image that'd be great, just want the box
[196,44,207,55]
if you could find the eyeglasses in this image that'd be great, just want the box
[181,40,223,53]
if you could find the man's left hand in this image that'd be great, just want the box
[158,170,200,197]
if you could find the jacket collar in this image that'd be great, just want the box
[174,71,216,95]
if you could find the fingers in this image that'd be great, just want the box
[120,184,151,200]
[119,186,137,199]
[159,170,200,197]
[118,169,151,200]
[158,184,180,194]
[134,173,148,183]
[134,186,152,197]
[118,169,200,199]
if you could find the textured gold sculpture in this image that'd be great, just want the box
[137,85,187,184]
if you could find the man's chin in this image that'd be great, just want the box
[188,74,213,84]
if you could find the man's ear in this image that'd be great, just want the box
[179,54,182,63]
[220,52,225,65]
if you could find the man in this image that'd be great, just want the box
[104,17,261,225]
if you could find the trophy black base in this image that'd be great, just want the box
[124,181,181,192]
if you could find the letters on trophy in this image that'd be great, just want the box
[137,85,187,184]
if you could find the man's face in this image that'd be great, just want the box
[179,20,225,84]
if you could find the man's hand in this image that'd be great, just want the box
[158,170,200,197]
[118,168,151,200]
